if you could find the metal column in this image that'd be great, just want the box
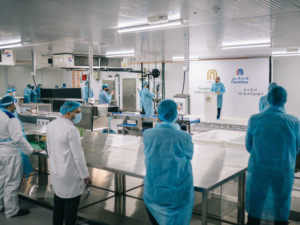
[162,62,165,99]
[202,191,208,225]
[87,45,93,104]
[141,62,144,89]
[238,171,246,225]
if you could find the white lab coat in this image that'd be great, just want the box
[0,109,32,156]
[46,117,89,198]
[0,109,33,217]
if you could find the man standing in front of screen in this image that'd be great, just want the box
[211,77,225,120]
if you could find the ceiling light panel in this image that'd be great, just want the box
[222,43,271,50]
[106,50,135,57]
[118,19,183,33]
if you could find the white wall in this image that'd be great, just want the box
[273,57,300,119]
[0,65,64,96]
[165,62,189,98]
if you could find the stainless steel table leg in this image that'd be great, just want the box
[238,171,246,225]
[38,155,48,174]
[114,173,126,195]
[114,195,126,215]
[114,173,126,215]
[202,191,208,225]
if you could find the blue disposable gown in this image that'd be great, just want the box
[143,122,194,225]
[138,88,143,110]
[83,86,94,103]
[15,112,34,178]
[30,89,37,103]
[23,87,31,103]
[258,95,268,112]
[142,87,155,116]
[211,82,225,108]
[36,87,41,103]
[99,90,112,104]
[245,106,300,221]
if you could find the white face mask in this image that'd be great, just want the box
[72,112,82,124]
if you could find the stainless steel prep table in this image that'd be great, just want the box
[22,123,249,225]
[112,112,200,134]
[23,122,47,135]
[82,131,249,225]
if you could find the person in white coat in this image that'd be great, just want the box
[0,96,33,218]
[46,101,92,225]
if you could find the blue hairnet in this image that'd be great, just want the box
[102,84,109,89]
[267,86,287,106]
[60,101,81,114]
[62,83,66,87]
[85,81,89,86]
[158,99,178,123]
[143,81,148,87]
[0,96,15,108]
[6,88,15,93]
[268,82,277,91]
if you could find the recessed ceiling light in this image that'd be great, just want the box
[172,55,198,61]
[272,50,300,57]
[0,42,22,49]
[222,43,271,50]
[106,50,135,58]
[118,19,183,33]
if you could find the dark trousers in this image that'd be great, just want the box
[146,207,159,225]
[217,108,222,119]
[247,214,288,225]
[53,194,81,225]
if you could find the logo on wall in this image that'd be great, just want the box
[67,57,73,63]
[207,69,218,80]
[236,68,243,76]
[231,68,248,84]
[4,51,11,57]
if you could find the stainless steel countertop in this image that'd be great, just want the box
[41,98,84,102]
[112,113,200,123]
[23,123,47,135]
[22,123,249,192]
[19,112,60,118]
[82,132,249,192]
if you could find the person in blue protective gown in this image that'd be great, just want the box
[246,86,300,225]
[211,77,225,119]
[83,81,94,104]
[99,84,114,104]
[143,99,194,225]
[30,86,37,103]
[23,84,31,103]
[141,82,155,116]
[36,84,42,103]
[137,88,143,111]
[259,82,277,112]
[0,96,33,217]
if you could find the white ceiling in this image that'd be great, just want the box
[1,0,300,61]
